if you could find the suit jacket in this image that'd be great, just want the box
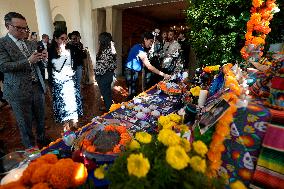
[0,34,45,101]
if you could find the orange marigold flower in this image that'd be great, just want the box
[113,144,121,153]
[104,125,116,132]
[21,161,42,185]
[35,154,58,164]
[212,133,225,142]
[252,0,264,8]
[31,182,50,189]
[49,158,75,189]
[251,36,265,46]
[210,138,223,147]
[86,145,96,153]
[120,132,132,145]
[216,124,230,137]
[210,160,223,170]
[31,164,52,184]
[207,151,222,163]
[115,126,127,134]
[81,139,92,149]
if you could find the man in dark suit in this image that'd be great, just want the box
[0,12,48,149]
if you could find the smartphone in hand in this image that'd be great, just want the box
[37,45,44,53]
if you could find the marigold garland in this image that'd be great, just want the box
[82,125,131,154]
[203,65,220,73]
[207,64,239,177]
[241,0,278,60]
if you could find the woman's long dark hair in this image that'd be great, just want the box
[97,32,113,57]
[48,30,67,59]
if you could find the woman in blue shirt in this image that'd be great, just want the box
[125,32,171,100]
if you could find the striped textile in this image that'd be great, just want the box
[251,123,284,189]
[269,108,284,124]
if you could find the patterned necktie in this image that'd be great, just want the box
[18,40,38,82]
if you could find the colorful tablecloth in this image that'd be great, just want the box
[220,103,271,187]
[251,123,284,189]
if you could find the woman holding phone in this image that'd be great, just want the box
[48,30,83,132]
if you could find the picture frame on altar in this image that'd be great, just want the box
[199,99,230,134]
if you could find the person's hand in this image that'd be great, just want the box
[28,52,43,64]
[163,73,171,80]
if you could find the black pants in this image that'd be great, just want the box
[96,71,114,111]
[125,68,139,100]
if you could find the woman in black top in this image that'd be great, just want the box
[95,32,117,111]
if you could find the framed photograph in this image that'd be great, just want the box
[199,99,230,134]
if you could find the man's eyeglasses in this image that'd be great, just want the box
[9,24,30,33]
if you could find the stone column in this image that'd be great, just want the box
[106,7,123,76]
[34,0,53,38]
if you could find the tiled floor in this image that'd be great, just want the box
[0,77,129,153]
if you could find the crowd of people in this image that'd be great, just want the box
[0,11,191,150]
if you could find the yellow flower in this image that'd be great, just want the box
[158,115,171,127]
[180,138,191,152]
[158,129,180,146]
[230,180,247,189]
[166,145,190,170]
[128,139,141,150]
[177,124,189,132]
[94,164,107,180]
[135,132,152,144]
[192,140,208,157]
[127,153,150,178]
[244,125,255,133]
[168,113,182,123]
[190,86,201,96]
[162,121,176,129]
[189,156,206,173]
[109,103,121,112]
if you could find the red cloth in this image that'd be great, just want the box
[271,76,284,90]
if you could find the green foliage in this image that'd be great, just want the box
[105,135,225,189]
[186,0,251,66]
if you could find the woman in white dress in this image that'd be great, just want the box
[48,30,83,131]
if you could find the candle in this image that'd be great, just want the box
[198,90,208,107]
[1,164,28,185]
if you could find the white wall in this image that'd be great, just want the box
[49,0,81,34]
[0,0,38,37]
[92,0,141,9]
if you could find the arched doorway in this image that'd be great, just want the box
[53,14,67,33]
